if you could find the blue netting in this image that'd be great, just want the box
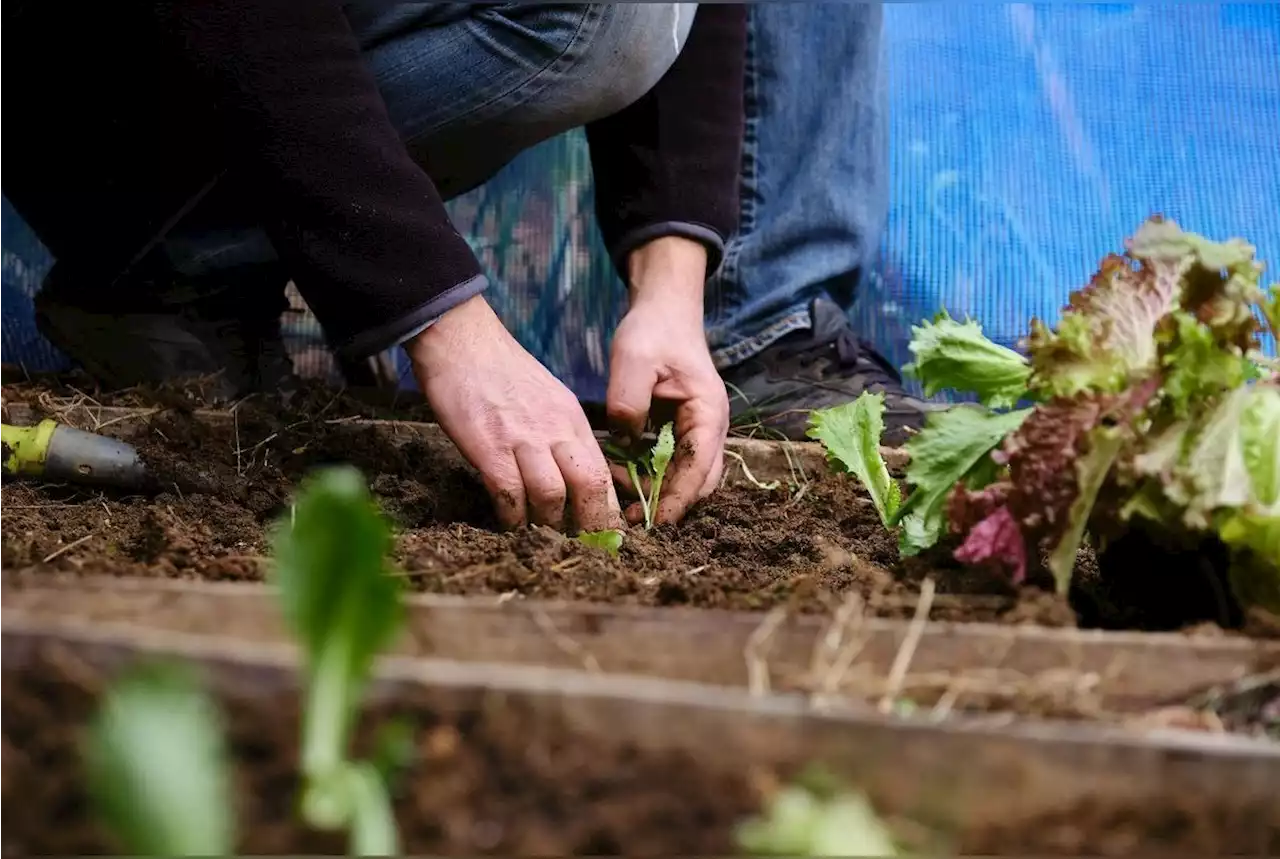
[856,3,1280,377]
[5,4,1278,399]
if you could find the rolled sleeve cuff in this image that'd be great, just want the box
[610,221,726,283]
[334,273,489,360]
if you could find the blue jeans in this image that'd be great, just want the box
[163,2,694,277]
[705,3,887,370]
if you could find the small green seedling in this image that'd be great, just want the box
[736,766,899,857]
[807,393,901,527]
[576,528,625,555]
[604,422,676,530]
[86,662,235,857]
[272,466,406,856]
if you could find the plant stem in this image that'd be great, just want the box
[627,461,653,529]
[348,761,401,856]
[301,635,353,829]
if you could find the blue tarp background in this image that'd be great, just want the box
[5,4,1278,400]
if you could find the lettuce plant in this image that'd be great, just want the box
[811,217,1280,612]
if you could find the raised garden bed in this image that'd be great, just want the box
[3,389,1254,633]
[6,574,1278,734]
[4,618,1278,855]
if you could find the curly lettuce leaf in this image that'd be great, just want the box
[1160,311,1262,417]
[891,405,1032,556]
[1026,250,1181,400]
[903,311,1031,408]
[1127,216,1267,349]
[808,393,901,527]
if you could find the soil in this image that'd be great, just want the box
[2,377,1273,633]
[4,380,1078,628]
[4,649,1276,857]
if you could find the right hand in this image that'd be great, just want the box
[406,294,624,533]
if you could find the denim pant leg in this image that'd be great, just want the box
[705,2,888,370]
[161,3,694,278]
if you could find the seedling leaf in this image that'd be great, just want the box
[808,393,901,526]
[576,529,625,555]
[86,662,234,857]
[736,780,898,857]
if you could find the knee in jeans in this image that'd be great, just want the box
[573,3,697,120]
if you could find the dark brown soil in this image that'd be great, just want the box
[3,378,1268,633]
[4,649,1276,857]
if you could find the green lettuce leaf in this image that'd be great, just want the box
[808,393,901,527]
[902,311,1031,408]
[891,405,1032,556]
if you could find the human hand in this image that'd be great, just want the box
[608,236,730,525]
[407,294,624,533]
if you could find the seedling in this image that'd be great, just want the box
[736,766,899,857]
[604,421,676,530]
[807,392,902,527]
[86,663,235,857]
[83,467,409,855]
[271,465,406,855]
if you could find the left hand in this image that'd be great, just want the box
[606,236,730,526]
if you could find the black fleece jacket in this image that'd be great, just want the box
[3,2,746,359]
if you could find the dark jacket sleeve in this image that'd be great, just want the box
[149,0,487,359]
[584,4,747,283]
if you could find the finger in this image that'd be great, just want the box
[609,461,651,500]
[699,449,726,499]
[555,439,623,533]
[479,452,527,531]
[624,501,646,526]
[514,445,568,530]
[605,356,658,445]
[655,412,727,526]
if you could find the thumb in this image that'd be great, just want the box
[606,353,658,443]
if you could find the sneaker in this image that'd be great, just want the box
[720,296,937,446]
[34,261,297,401]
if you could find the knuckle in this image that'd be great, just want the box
[606,400,644,423]
[531,480,568,506]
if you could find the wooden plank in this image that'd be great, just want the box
[6,575,1276,713]
[0,401,906,487]
[4,617,1277,836]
